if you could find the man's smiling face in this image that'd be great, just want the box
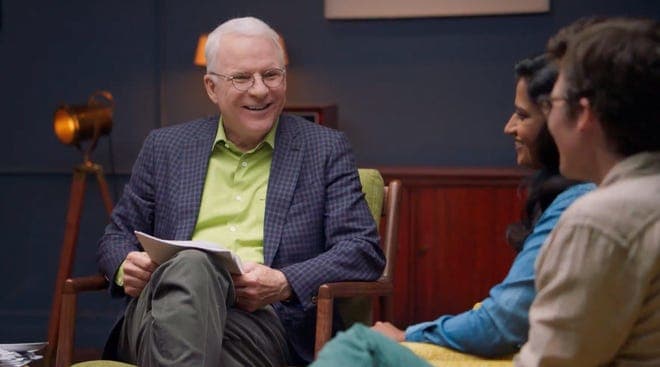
[205,33,286,150]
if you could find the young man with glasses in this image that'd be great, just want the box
[516,18,660,366]
[97,16,385,366]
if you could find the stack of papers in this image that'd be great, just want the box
[134,231,244,274]
[0,342,46,367]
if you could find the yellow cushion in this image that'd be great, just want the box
[71,361,135,367]
[401,342,515,367]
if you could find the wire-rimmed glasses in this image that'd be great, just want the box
[539,96,570,116]
[207,68,286,91]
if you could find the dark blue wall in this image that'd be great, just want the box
[1,0,658,348]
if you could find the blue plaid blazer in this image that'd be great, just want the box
[97,114,385,362]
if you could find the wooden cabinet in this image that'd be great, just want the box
[378,167,528,326]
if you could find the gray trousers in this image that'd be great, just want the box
[116,249,290,367]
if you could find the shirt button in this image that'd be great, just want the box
[241,161,247,167]
[235,195,242,201]
[311,296,318,304]
[229,226,237,232]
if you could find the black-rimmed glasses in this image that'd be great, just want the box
[207,68,286,91]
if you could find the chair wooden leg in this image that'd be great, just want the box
[46,170,87,367]
[314,296,334,358]
[381,294,394,322]
[56,290,77,367]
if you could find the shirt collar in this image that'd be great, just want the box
[600,151,660,187]
[214,115,278,153]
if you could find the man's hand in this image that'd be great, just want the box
[123,251,158,298]
[232,262,291,312]
[372,321,406,342]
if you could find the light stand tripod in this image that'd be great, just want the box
[44,161,114,366]
[44,92,114,367]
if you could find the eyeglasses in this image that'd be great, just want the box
[539,96,569,116]
[207,68,286,92]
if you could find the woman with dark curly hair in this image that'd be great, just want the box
[311,54,595,366]
[370,53,594,357]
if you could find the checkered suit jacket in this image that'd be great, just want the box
[97,114,385,362]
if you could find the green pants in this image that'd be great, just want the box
[311,324,431,367]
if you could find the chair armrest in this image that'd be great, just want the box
[56,275,109,367]
[317,278,392,299]
[63,274,108,294]
[314,278,393,357]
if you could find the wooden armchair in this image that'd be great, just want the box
[56,274,109,367]
[52,170,402,366]
[314,174,402,356]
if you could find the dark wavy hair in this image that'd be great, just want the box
[505,54,581,252]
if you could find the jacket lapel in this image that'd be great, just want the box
[264,115,302,265]
[174,117,218,240]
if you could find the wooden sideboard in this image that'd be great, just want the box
[377,167,529,326]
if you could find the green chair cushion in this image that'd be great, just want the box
[358,168,384,229]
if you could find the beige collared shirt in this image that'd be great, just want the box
[516,152,660,366]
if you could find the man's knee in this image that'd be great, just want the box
[171,249,214,266]
[158,249,226,283]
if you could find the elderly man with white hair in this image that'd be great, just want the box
[97,16,384,367]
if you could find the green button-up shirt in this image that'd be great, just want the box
[191,116,277,264]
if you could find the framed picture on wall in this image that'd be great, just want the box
[284,104,338,129]
[325,0,550,19]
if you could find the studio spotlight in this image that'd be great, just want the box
[53,91,113,164]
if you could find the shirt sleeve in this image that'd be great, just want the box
[405,184,591,357]
[405,229,539,357]
[515,221,644,366]
[114,260,126,287]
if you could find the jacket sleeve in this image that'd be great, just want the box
[279,132,385,311]
[96,131,157,297]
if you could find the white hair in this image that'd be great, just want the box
[205,17,285,71]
